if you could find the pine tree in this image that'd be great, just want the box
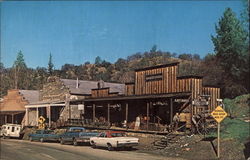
[212,8,248,77]
[48,53,54,76]
[211,7,249,95]
[13,51,27,89]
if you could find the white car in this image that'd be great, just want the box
[90,131,139,151]
[1,124,22,138]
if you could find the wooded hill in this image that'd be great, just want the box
[1,48,248,99]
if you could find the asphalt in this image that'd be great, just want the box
[0,139,100,160]
[0,139,184,160]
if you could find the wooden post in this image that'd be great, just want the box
[36,107,39,126]
[93,104,96,122]
[107,103,110,126]
[126,103,128,130]
[25,108,29,126]
[5,115,7,124]
[170,98,173,124]
[48,105,51,128]
[11,114,14,124]
[66,94,70,121]
[146,102,149,131]
[217,123,220,158]
[68,104,71,120]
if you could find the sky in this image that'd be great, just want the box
[1,1,244,69]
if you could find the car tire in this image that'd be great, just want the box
[73,138,78,146]
[127,146,132,151]
[107,143,114,151]
[91,141,96,149]
[60,138,64,145]
[40,138,44,143]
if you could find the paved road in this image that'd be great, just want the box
[0,139,185,160]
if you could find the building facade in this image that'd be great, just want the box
[0,89,39,126]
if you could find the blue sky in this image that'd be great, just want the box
[1,1,244,69]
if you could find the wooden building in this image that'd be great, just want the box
[24,76,124,127]
[82,62,220,131]
[0,89,39,126]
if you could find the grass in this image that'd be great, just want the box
[208,94,250,143]
[220,117,249,143]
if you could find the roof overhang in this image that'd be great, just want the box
[83,92,191,102]
[25,101,66,108]
[0,111,25,115]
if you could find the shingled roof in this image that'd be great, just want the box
[60,79,125,95]
[19,90,40,103]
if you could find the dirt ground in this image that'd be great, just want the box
[135,134,248,160]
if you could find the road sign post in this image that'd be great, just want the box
[211,106,227,158]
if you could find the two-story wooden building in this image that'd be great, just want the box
[82,62,220,131]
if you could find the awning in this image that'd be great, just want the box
[25,101,66,108]
[0,111,25,115]
[83,92,191,102]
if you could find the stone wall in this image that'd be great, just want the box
[41,76,69,101]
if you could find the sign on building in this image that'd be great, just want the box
[192,98,209,106]
[78,104,84,110]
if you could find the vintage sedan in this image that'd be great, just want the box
[60,127,99,146]
[29,130,60,142]
[90,131,139,151]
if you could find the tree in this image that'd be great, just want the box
[150,45,157,53]
[212,8,248,73]
[178,53,192,60]
[48,53,54,76]
[95,56,102,66]
[13,51,27,89]
[211,8,249,96]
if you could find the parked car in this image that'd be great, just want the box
[0,124,22,139]
[59,127,99,146]
[90,131,139,151]
[29,130,60,142]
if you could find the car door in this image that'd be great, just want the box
[43,130,50,141]
[11,126,15,136]
[95,133,104,147]
[99,133,108,147]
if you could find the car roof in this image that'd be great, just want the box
[69,127,86,130]
[106,131,125,134]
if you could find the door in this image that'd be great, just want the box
[96,133,106,147]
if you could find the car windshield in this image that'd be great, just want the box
[44,130,54,134]
[71,129,84,132]
[110,133,125,137]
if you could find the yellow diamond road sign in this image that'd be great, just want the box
[211,106,227,123]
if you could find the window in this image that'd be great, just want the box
[71,129,84,132]
[111,132,125,137]
[7,127,10,130]
[45,130,54,134]
[99,133,105,137]
[11,127,15,132]
[16,127,19,130]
